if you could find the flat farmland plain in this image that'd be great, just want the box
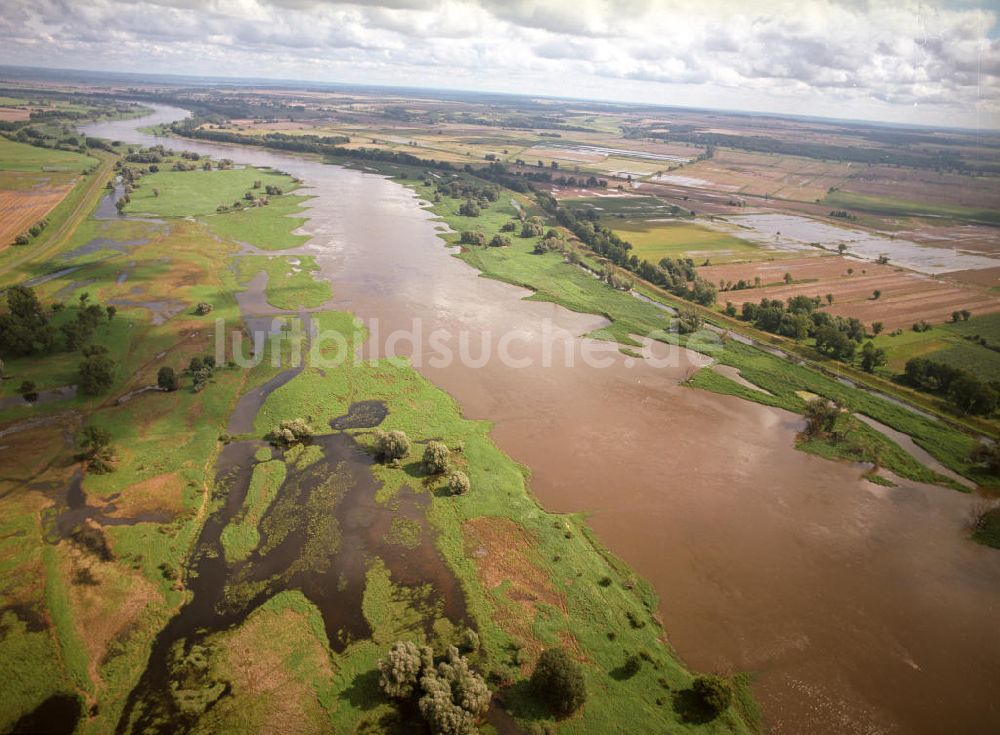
[701,255,1000,329]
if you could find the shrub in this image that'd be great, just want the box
[530,647,586,718]
[374,429,410,462]
[194,302,213,315]
[447,470,470,496]
[621,653,641,678]
[267,418,313,446]
[423,441,451,474]
[459,230,486,246]
[17,380,38,402]
[488,234,511,248]
[691,675,733,717]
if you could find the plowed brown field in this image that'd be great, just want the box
[0,182,75,248]
[702,255,1000,329]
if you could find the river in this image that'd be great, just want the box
[82,106,1000,734]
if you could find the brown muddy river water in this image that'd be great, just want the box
[83,107,1000,734]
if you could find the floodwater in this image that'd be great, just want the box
[82,107,1000,735]
[721,213,1000,274]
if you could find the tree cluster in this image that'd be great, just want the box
[904,358,998,416]
[377,642,491,735]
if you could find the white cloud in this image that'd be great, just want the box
[0,0,997,128]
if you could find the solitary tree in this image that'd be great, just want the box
[78,353,115,394]
[803,398,840,438]
[691,675,733,718]
[872,289,881,300]
[530,647,587,718]
[78,425,115,473]
[157,366,179,392]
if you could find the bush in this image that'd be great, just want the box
[267,418,313,446]
[459,230,486,246]
[194,302,213,315]
[488,234,511,248]
[691,675,732,717]
[423,441,451,474]
[447,470,470,496]
[374,429,410,462]
[17,380,38,402]
[530,647,586,718]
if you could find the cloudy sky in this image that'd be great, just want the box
[1,0,998,128]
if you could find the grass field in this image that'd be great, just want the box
[615,221,763,264]
[0,136,97,172]
[823,190,1000,226]
[124,166,294,218]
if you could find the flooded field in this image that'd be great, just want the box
[720,213,1000,274]
[81,107,1000,735]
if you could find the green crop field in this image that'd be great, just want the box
[823,189,1000,226]
[614,221,762,263]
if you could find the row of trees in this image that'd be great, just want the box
[538,198,717,307]
[12,217,48,247]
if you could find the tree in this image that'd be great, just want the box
[157,366,179,392]
[419,646,491,734]
[971,443,1000,475]
[78,425,115,473]
[531,647,586,718]
[378,641,425,699]
[814,324,856,360]
[374,429,410,462]
[675,308,702,335]
[691,675,733,718]
[860,342,886,373]
[458,200,480,217]
[377,643,490,735]
[783,272,793,284]
[803,398,840,438]
[18,380,38,402]
[952,310,962,323]
[825,293,834,305]
[447,470,470,496]
[872,289,881,300]
[948,375,997,416]
[872,321,884,335]
[78,353,115,394]
[423,441,451,474]
[488,234,511,248]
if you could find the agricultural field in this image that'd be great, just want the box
[657,148,853,201]
[613,221,767,265]
[0,137,96,249]
[700,255,1000,330]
